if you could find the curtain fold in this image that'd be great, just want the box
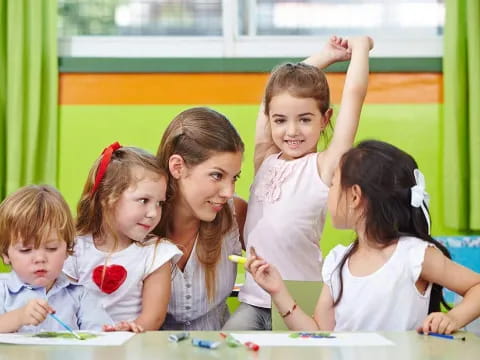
[443,0,480,230]
[0,0,58,200]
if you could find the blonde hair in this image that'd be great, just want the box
[156,107,244,300]
[0,185,75,257]
[76,146,167,249]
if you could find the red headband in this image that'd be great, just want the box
[90,142,122,196]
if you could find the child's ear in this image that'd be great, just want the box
[2,253,10,265]
[168,154,186,180]
[350,184,363,208]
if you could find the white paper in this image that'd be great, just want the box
[0,331,135,346]
[230,332,394,347]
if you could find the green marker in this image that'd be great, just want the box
[228,255,247,264]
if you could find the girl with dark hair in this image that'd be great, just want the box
[246,140,480,334]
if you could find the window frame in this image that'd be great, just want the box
[58,0,443,58]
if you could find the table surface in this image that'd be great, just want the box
[0,331,479,360]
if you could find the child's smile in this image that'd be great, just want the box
[269,92,327,160]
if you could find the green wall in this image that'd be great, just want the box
[59,103,453,257]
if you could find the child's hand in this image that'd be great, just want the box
[20,299,54,326]
[103,320,145,333]
[347,36,374,52]
[245,247,284,295]
[322,35,352,63]
[418,312,460,335]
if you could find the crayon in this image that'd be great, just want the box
[168,332,190,342]
[191,338,221,349]
[228,255,247,264]
[427,332,466,341]
[245,341,260,351]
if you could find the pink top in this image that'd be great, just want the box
[239,152,329,308]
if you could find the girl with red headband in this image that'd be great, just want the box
[63,144,182,332]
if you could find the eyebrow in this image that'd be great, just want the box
[137,192,166,200]
[212,167,241,177]
[271,112,314,117]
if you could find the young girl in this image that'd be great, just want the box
[155,107,247,330]
[247,140,480,333]
[0,185,112,333]
[224,36,374,330]
[63,143,182,332]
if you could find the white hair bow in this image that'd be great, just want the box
[410,169,431,234]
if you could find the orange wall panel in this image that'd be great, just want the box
[59,73,443,105]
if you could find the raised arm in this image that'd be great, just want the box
[254,36,352,173]
[418,247,480,334]
[318,36,373,186]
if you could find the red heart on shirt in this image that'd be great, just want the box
[92,265,127,294]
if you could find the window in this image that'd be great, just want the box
[58,0,444,58]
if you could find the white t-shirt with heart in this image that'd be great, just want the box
[63,234,182,323]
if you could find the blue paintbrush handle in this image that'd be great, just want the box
[49,313,81,339]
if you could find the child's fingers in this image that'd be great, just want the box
[103,324,115,332]
[29,308,48,325]
[432,317,447,334]
[367,36,374,50]
[244,253,258,273]
[427,314,443,334]
[445,322,456,335]
[340,37,349,49]
[130,322,145,333]
[249,246,264,261]
[256,263,270,277]
[249,259,267,277]
[34,299,55,315]
[419,314,433,334]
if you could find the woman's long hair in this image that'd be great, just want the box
[156,107,244,301]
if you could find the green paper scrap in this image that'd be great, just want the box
[33,332,98,340]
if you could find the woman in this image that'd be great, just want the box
[156,107,246,330]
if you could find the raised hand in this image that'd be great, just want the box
[245,247,285,295]
[347,36,374,52]
[322,35,352,63]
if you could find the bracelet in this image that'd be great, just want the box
[280,302,297,318]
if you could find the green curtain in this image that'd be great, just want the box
[0,0,58,199]
[0,0,58,271]
[443,0,480,230]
